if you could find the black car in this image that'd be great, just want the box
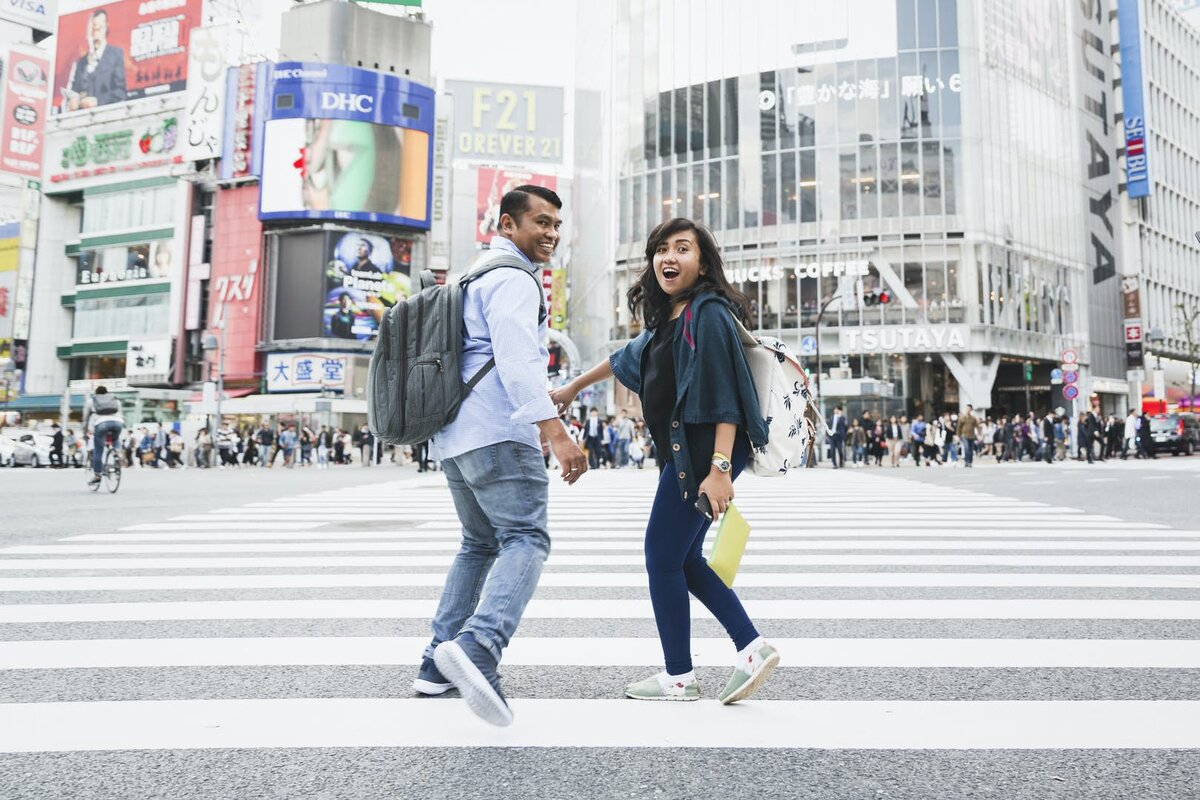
[1149,413,1200,456]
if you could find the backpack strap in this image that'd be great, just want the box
[459,251,549,392]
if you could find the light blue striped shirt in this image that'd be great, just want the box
[433,236,557,460]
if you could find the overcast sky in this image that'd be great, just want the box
[244,0,576,89]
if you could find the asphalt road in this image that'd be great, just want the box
[0,457,1197,799]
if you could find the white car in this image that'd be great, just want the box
[0,435,14,467]
[10,432,52,467]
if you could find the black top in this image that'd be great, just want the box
[642,317,679,467]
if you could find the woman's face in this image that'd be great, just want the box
[653,230,703,299]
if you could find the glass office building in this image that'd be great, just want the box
[608,0,1128,417]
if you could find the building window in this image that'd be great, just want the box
[73,293,170,339]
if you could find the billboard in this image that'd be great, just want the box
[475,167,556,244]
[257,62,435,229]
[266,352,348,394]
[183,25,233,161]
[0,0,56,37]
[447,80,564,165]
[0,46,50,178]
[47,108,180,187]
[53,0,203,115]
[1118,0,1151,198]
[0,222,16,347]
[323,230,413,340]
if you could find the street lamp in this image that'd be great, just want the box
[1148,326,1166,401]
[202,307,226,437]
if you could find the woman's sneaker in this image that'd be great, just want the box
[625,672,701,701]
[412,656,453,696]
[718,641,780,705]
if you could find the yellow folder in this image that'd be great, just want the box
[707,502,751,588]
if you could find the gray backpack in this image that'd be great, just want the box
[367,252,546,446]
[91,394,120,415]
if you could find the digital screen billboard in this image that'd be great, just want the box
[258,62,435,230]
[53,0,203,115]
[323,230,413,340]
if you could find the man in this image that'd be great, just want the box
[614,408,634,468]
[1042,411,1056,464]
[419,185,587,727]
[829,405,847,468]
[358,423,373,466]
[216,422,238,468]
[910,413,927,467]
[83,386,124,484]
[279,424,298,468]
[64,9,126,111]
[583,408,602,469]
[50,423,64,468]
[956,404,979,468]
[256,421,276,467]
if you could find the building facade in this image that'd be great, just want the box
[606,0,1137,418]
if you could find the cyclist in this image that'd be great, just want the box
[84,385,124,486]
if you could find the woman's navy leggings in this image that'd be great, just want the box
[645,441,759,674]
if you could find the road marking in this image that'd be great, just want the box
[1,598,1197,623]
[11,540,1200,555]
[4,637,1200,670]
[61,529,1200,542]
[2,572,1199,592]
[4,554,1200,570]
[2,699,1198,752]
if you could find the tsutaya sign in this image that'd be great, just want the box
[841,325,969,353]
[732,259,870,284]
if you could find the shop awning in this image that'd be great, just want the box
[185,388,257,402]
[185,393,367,416]
[2,393,86,412]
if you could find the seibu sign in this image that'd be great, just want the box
[841,325,969,353]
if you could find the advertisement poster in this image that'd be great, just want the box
[266,352,348,394]
[446,80,564,165]
[1,47,50,178]
[323,231,413,341]
[53,0,203,115]
[48,109,180,186]
[475,167,557,244]
[260,118,430,227]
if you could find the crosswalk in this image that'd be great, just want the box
[2,467,1199,754]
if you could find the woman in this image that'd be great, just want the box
[299,426,314,467]
[550,218,778,705]
[886,415,903,467]
[849,418,866,467]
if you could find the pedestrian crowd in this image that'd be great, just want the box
[825,405,1162,468]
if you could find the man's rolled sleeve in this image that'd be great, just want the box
[479,273,558,425]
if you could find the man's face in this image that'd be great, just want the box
[90,14,108,49]
[500,195,561,264]
[357,242,369,260]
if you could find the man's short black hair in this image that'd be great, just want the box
[499,184,562,225]
[357,238,373,255]
[95,386,108,395]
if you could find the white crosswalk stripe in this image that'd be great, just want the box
[2,468,1199,754]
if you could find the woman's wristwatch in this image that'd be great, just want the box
[711,451,732,474]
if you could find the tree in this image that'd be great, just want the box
[1177,302,1200,412]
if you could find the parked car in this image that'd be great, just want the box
[0,435,14,467]
[10,432,52,467]
[1149,413,1200,456]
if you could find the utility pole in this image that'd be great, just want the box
[1177,302,1199,411]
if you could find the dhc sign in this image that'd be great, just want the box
[320,92,374,113]
[1118,0,1151,198]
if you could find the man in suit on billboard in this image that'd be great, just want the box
[64,9,127,111]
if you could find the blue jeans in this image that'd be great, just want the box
[963,437,976,466]
[615,438,630,468]
[424,440,550,664]
[647,439,758,675]
[92,421,123,475]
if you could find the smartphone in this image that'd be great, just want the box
[694,493,713,521]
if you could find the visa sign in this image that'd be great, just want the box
[320,92,373,113]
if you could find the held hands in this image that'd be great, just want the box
[549,382,578,416]
[698,469,734,523]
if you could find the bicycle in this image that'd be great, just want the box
[88,431,122,494]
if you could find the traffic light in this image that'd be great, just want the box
[863,288,891,307]
[1023,361,1033,382]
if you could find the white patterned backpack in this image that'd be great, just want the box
[732,319,826,476]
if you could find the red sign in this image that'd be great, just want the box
[1124,320,1143,343]
[229,62,257,179]
[475,166,557,244]
[1063,384,1080,401]
[0,47,49,178]
[53,0,204,115]
[208,183,264,383]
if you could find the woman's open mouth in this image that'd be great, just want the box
[661,266,680,284]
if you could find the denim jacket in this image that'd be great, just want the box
[609,291,767,500]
